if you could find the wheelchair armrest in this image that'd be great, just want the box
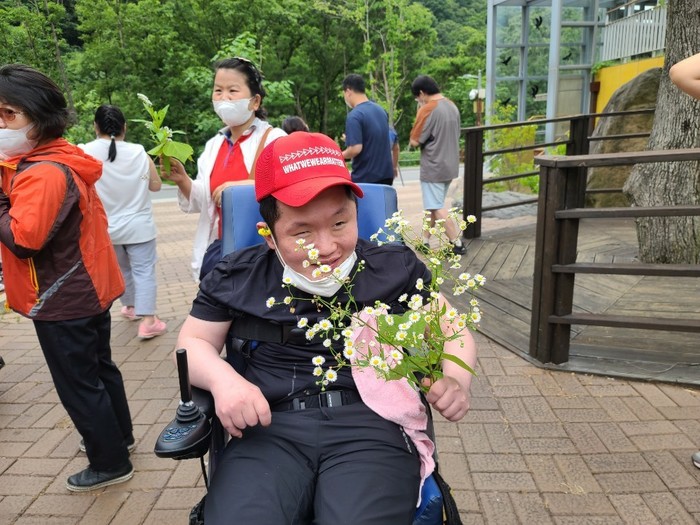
[192,386,215,419]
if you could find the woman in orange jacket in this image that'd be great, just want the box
[0,64,134,491]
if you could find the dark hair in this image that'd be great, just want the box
[0,64,70,142]
[94,105,126,162]
[281,116,309,134]
[342,74,366,94]
[411,75,441,97]
[214,57,267,120]
[259,187,358,235]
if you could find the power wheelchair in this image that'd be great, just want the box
[154,183,461,524]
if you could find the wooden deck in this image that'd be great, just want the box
[457,216,700,386]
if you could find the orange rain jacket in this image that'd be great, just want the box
[0,138,124,320]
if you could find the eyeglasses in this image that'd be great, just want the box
[0,108,24,122]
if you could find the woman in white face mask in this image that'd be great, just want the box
[0,64,135,492]
[162,57,287,281]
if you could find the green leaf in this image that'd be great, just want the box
[162,140,194,164]
[147,144,165,156]
[441,353,476,375]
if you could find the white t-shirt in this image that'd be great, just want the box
[81,139,157,245]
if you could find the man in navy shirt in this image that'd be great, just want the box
[341,74,395,185]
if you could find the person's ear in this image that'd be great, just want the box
[250,94,262,112]
[257,221,274,249]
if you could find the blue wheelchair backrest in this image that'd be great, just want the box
[220,182,399,255]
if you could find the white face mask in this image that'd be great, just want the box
[271,233,357,297]
[0,123,37,159]
[213,99,254,127]
[283,251,358,297]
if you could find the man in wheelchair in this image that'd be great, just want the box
[174,132,476,524]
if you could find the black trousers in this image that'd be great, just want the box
[34,309,133,470]
[204,402,421,525]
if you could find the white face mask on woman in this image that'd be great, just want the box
[213,99,254,127]
[0,123,37,159]
[270,232,358,297]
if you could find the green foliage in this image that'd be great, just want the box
[5,0,489,155]
[591,60,620,76]
[486,104,539,194]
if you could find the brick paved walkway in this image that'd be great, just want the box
[1,181,699,524]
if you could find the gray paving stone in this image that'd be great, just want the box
[472,472,537,491]
[595,471,668,493]
[478,491,519,524]
[498,397,532,423]
[544,493,617,515]
[608,494,660,524]
[583,452,650,473]
[563,423,609,454]
[509,492,555,524]
[642,451,699,489]
[643,492,697,524]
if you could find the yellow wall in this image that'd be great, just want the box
[595,56,665,113]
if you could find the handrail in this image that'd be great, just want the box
[529,147,700,365]
[461,108,655,239]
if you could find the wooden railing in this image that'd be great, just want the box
[530,149,700,365]
[461,109,655,239]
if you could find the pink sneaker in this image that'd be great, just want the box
[120,306,142,321]
[138,319,167,339]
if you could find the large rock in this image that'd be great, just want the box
[586,68,659,207]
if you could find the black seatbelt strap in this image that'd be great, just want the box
[229,316,308,345]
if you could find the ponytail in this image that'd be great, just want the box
[107,135,117,162]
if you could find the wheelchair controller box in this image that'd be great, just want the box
[154,349,212,460]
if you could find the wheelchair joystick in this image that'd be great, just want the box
[154,349,212,459]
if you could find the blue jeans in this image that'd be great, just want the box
[114,239,158,315]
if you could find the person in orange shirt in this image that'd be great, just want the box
[0,64,134,491]
[409,75,466,256]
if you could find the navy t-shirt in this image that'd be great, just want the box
[191,238,431,403]
[345,101,394,183]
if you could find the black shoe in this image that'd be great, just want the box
[79,436,136,454]
[451,241,467,256]
[693,451,700,469]
[66,460,134,492]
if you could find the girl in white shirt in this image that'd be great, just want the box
[82,105,166,339]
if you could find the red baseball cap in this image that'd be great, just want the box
[255,132,363,206]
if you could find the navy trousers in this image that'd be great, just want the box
[204,401,421,525]
[34,309,133,470]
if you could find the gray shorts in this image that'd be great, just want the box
[421,180,452,210]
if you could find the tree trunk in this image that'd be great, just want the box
[623,0,700,263]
